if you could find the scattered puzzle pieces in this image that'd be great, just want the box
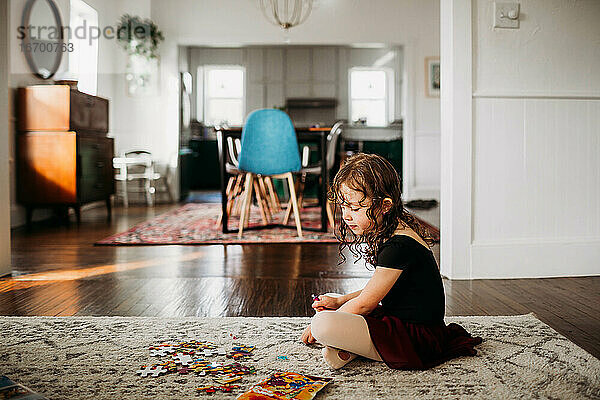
[138,338,257,396]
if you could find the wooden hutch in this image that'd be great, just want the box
[17,85,114,227]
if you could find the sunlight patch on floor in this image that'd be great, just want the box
[0,250,207,293]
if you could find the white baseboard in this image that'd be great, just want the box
[468,239,600,279]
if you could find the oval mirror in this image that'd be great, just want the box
[21,0,64,79]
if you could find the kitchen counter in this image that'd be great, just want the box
[342,126,402,141]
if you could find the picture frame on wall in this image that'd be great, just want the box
[425,57,440,97]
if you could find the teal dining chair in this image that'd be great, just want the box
[237,109,303,238]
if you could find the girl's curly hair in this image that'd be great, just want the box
[328,153,436,268]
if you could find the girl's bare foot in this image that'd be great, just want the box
[321,346,358,369]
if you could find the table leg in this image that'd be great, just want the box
[320,133,328,232]
[122,179,128,208]
[74,205,81,224]
[105,197,112,221]
[217,130,229,233]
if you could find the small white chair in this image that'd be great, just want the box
[114,150,172,207]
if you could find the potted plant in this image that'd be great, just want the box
[116,14,164,59]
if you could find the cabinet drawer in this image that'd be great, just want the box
[70,90,92,132]
[78,136,114,202]
[17,131,77,204]
[70,90,109,133]
[90,97,109,133]
[18,86,70,131]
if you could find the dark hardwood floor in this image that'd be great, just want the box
[3,202,599,359]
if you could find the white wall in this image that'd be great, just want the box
[150,0,441,201]
[1,0,11,276]
[441,0,600,279]
[109,0,170,161]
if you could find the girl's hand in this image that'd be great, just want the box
[312,295,342,312]
[300,324,316,345]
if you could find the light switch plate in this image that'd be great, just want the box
[494,2,520,29]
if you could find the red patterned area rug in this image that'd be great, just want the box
[95,203,338,245]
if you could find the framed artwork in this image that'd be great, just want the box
[425,57,440,97]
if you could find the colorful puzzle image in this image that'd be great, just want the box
[237,372,332,400]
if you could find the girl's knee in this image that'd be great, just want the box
[310,311,337,342]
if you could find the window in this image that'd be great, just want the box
[68,0,98,95]
[198,66,245,126]
[349,68,393,127]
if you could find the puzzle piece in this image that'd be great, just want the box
[213,375,242,385]
[136,366,154,378]
[227,351,253,360]
[197,384,241,394]
[150,349,170,357]
[177,366,193,374]
[203,349,217,357]
[232,345,255,353]
[150,366,168,377]
[136,365,167,378]
[149,344,175,352]
[173,353,193,366]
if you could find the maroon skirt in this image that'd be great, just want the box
[363,306,483,370]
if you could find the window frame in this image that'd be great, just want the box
[348,67,394,127]
[200,65,246,127]
[68,0,98,95]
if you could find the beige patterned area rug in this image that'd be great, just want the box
[0,314,598,399]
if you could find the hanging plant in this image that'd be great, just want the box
[116,14,164,59]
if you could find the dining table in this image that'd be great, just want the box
[217,126,331,234]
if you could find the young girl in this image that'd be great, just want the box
[300,153,482,370]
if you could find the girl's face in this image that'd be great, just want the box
[339,183,373,235]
